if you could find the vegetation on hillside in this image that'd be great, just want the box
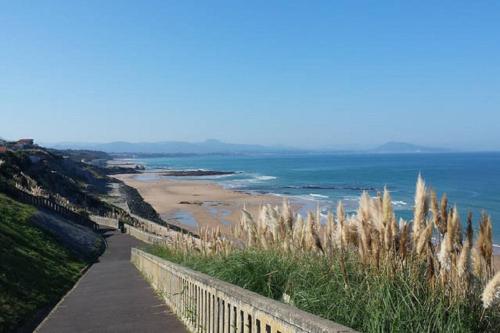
[149,176,500,332]
[0,194,86,332]
[0,148,114,212]
[0,147,168,227]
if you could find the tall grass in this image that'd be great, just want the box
[149,176,500,332]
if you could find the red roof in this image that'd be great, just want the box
[0,146,7,153]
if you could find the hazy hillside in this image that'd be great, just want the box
[370,142,449,153]
[49,139,300,154]
[48,139,452,155]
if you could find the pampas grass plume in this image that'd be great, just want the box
[382,186,393,226]
[457,240,472,284]
[482,271,500,309]
[416,223,433,256]
[413,174,428,244]
[479,213,493,275]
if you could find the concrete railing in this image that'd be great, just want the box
[90,215,119,229]
[131,248,355,333]
[131,214,172,237]
[126,225,170,246]
[131,213,198,238]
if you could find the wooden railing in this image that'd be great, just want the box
[131,248,356,333]
[1,184,98,231]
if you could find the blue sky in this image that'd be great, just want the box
[1,1,499,150]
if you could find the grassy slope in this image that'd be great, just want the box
[0,194,86,333]
[147,246,499,333]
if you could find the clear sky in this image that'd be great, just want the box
[1,1,499,150]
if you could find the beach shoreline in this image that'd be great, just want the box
[112,172,284,233]
[111,159,500,269]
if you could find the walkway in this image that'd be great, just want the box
[36,229,187,333]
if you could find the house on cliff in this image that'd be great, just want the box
[14,139,34,149]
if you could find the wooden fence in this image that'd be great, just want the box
[1,183,98,231]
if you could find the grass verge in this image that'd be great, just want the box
[0,193,86,332]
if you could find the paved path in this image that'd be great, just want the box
[36,229,187,333]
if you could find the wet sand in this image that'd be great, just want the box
[113,173,282,233]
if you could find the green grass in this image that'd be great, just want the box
[0,193,86,333]
[147,246,500,332]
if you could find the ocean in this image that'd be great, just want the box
[134,152,500,243]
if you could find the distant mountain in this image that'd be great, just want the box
[370,142,449,154]
[49,139,301,155]
[47,140,451,155]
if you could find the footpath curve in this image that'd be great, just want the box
[36,228,187,333]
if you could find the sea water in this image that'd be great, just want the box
[134,152,500,243]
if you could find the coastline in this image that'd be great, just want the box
[114,171,500,269]
[111,159,500,269]
[113,172,283,233]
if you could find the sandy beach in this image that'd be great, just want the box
[113,173,282,233]
[114,171,500,270]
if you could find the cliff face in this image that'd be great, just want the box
[0,145,170,230]
[0,148,115,215]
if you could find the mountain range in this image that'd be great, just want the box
[369,142,450,154]
[47,139,448,155]
[49,139,300,155]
